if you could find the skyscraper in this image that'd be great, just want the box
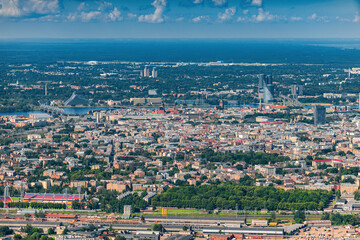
[314,105,326,125]
[152,67,158,78]
[144,66,150,77]
[96,112,101,124]
[258,74,274,103]
[290,84,304,97]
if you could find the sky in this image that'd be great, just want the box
[1,0,360,38]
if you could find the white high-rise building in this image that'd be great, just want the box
[144,66,150,77]
[96,112,101,124]
[152,68,158,78]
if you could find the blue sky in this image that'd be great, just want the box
[1,0,360,38]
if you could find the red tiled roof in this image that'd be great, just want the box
[313,159,342,162]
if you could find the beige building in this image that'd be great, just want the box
[106,181,131,192]
[340,183,358,193]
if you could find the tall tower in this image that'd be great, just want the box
[314,105,326,125]
[45,83,48,96]
[152,68,158,78]
[144,66,150,77]
[96,112,101,124]
[3,186,8,209]
[258,74,274,103]
[258,74,265,100]
[20,182,24,202]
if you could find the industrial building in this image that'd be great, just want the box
[202,227,284,236]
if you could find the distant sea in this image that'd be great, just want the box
[1,39,360,65]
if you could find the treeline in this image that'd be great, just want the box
[100,190,148,213]
[151,184,332,211]
[8,202,66,209]
[200,149,290,165]
[322,212,360,226]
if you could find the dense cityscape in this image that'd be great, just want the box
[1,59,360,239]
[3,0,360,239]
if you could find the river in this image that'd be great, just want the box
[0,107,111,117]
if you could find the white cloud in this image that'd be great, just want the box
[308,13,328,22]
[80,11,101,22]
[192,15,209,23]
[243,9,249,15]
[336,16,350,22]
[308,13,317,20]
[253,8,275,22]
[108,7,122,21]
[67,2,121,23]
[176,17,184,22]
[218,6,236,22]
[212,0,227,6]
[237,16,246,22]
[24,0,59,15]
[0,0,21,17]
[138,0,167,23]
[0,0,59,17]
[77,2,86,11]
[290,16,302,21]
[67,10,102,22]
[97,1,113,11]
[193,0,203,4]
[127,13,137,19]
[238,8,284,23]
[251,0,262,7]
[354,12,360,23]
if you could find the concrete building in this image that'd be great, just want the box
[106,181,131,192]
[340,183,359,194]
[152,68,158,78]
[123,205,132,219]
[314,105,326,125]
[252,219,268,226]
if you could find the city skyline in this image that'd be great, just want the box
[1,0,360,38]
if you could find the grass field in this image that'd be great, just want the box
[166,209,205,214]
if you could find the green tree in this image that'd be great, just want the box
[115,236,126,240]
[151,223,163,232]
[270,212,276,221]
[14,234,22,240]
[61,228,69,235]
[0,226,13,237]
[294,210,306,223]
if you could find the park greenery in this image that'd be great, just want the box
[151,184,333,211]
[14,224,54,240]
[200,149,290,165]
[322,212,360,226]
[0,226,13,237]
[100,190,148,213]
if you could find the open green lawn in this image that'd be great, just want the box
[166,209,205,214]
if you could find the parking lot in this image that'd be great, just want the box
[290,226,359,239]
